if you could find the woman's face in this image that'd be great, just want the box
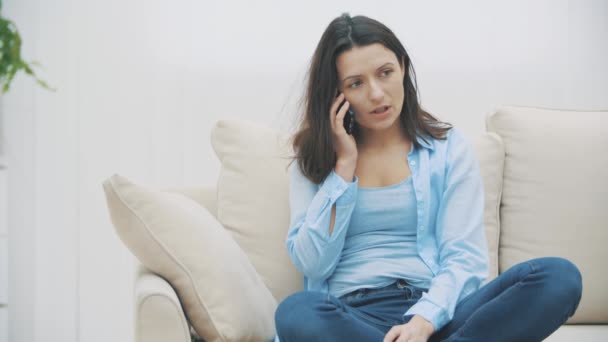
[336,43,406,133]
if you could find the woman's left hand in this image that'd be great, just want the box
[383,315,435,342]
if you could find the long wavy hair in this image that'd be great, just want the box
[290,13,452,184]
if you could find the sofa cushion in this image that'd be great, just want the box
[487,106,608,323]
[473,133,505,284]
[210,120,303,303]
[102,175,277,341]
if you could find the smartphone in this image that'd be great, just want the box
[343,108,356,135]
[336,92,356,135]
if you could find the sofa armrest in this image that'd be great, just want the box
[135,266,192,342]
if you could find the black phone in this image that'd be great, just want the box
[343,108,356,135]
[336,91,356,135]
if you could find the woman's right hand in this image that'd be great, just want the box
[330,93,358,164]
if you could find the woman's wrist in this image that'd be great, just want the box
[411,315,435,336]
[335,159,356,182]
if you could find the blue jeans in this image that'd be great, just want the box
[275,257,582,341]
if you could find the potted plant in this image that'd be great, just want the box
[0,0,53,93]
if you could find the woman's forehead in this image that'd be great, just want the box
[336,43,398,77]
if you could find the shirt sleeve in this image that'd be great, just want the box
[404,128,489,332]
[285,161,359,282]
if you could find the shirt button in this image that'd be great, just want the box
[410,160,416,166]
[420,225,425,230]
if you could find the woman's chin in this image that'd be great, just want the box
[359,121,399,133]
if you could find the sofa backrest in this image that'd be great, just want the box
[209,120,304,303]
[473,132,505,284]
[487,106,608,323]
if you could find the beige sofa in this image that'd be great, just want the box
[105,106,607,342]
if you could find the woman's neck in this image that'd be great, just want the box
[357,122,410,154]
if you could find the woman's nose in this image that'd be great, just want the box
[368,80,385,101]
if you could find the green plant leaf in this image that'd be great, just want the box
[0,14,54,93]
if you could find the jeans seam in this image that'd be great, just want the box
[527,259,537,274]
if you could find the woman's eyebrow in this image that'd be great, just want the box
[342,62,394,83]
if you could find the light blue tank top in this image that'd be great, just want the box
[327,175,433,298]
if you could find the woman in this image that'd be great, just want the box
[275,13,582,342]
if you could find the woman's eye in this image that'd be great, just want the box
[349,81,361,88]
[349,70,393,88]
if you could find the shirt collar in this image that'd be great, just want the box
[414,134,435,151]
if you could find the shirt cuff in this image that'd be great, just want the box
[319,169,358,206]
[403,298,449,333]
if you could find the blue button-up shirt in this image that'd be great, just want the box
[285,127,489,333]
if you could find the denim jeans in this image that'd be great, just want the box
[275,257,583,342]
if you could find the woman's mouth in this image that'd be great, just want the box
[370,105,391,116]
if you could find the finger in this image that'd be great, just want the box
[329,93,345,130]
[383,326,400,342]
[395,328,411,342]
[396,334,409,342]
[335,100,350,133]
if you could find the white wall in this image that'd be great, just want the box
[1,0,607,341]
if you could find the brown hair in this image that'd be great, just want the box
[289,13,451,184]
